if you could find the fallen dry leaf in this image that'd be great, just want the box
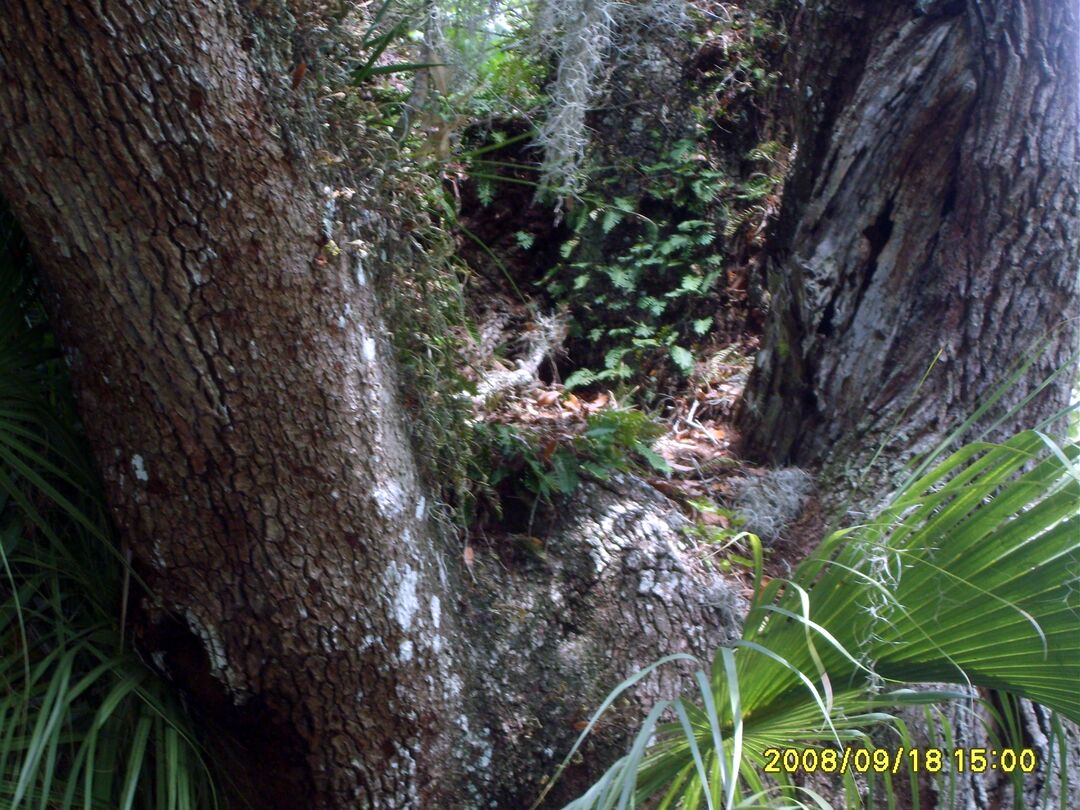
[539,438,558,462]
[585,393,609,412]
[652,480,688,499]
[701,511,730,528]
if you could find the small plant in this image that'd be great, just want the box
[474,406,671,513]
[543,139,730,390]
[543,137,787,392]
[512,5,792,394]
[479,422,579,502]
[684,498,749,542]
[720,140,787,243]
[379,204,481,528]
[682,499,759,575]
[578,407,671,476]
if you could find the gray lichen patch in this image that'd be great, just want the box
[729,467,814,544]
[130,453,149,482]
[386,560,421,631]
[183,607,251,705]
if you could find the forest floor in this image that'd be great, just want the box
[454,190,826,594]
[471,364,827,591]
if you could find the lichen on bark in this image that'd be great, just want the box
[0,2,748,807]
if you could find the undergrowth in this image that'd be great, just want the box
[448,5,790,398]
[474,407,671,513]
[546,413,1080,809]
[541,136,785,391]
[0,211,219,809]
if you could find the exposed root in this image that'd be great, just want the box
[472,310,568,403]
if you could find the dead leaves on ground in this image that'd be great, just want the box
[474,374,745,507]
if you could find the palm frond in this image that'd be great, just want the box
[562,426,1079,808]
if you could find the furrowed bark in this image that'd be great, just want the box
[0,2,744,806]
[740,0,1080,482]
[0,1,464,805]
[736,3,1080,803]
[465,476,744,806]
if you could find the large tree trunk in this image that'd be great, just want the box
[0,2,742,807]
[462,475,745,806]
[736,2,1080,805]
[740,0,1080,481]
[0,2,460,805]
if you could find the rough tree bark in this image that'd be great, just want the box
[0,1,742,807]
[740,0,1080,482]
[736,3,1080,805]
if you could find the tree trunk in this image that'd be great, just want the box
[735,2,1080,804]
[462,475,745,806]
[740,0,1080,482]
[0,2,742,806]
[0,2,461,805]
[895,690,1080,810]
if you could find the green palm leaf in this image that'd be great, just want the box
[564,427,1079,808]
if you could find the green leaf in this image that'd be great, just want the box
[635,445,672,475]
[640,297,666,316]
[580,461,613,480]
[603,347,631,369]
[692,317,713,335]
[679,275,703,292]
[583,426,616,440]
[548,451,580,495]
[658,235,691,256]
[670,345,695,375]
[675,220,710,232]
[564,369,598,390]
[604,266,635,291]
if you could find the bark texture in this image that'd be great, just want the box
[736,4,1080,803]
[0,2,743,806]
[898,691,1080,810]
[466,475,744,805]
[0,2,463,805]
[740,0,1080,480]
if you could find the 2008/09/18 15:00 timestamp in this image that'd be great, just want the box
[763,747,1038,775]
